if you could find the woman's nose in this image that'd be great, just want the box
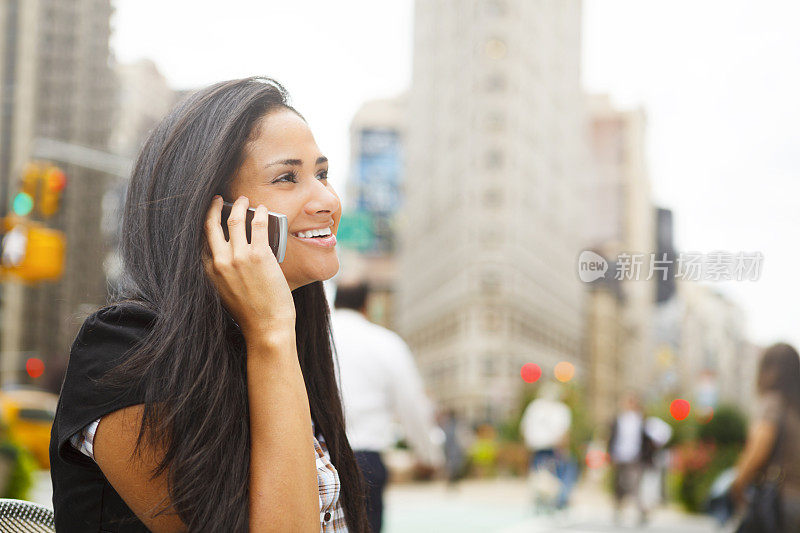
[303,179,340,215]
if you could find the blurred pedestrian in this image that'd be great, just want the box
[520,382,577,512]
[467,423,499,478]
[49,78,371,532]
[732,342,800,532]
[439,408,470,488]
[607,392,656,526]
[640,416,672,514]
[331,282,445,533]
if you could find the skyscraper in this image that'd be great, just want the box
[337,95,407,328]
[396,0,588,423]
[585,94,655,398]
[0,0,117,386]
[109,59,176,158]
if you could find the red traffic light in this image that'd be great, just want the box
[45,167,67,191]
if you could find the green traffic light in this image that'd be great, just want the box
[13,192,34,216]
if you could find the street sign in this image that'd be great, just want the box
[0,217,66,282]
[336,211,375,252]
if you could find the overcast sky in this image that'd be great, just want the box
[112,0,799,349]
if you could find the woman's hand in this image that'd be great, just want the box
[203,195,295,343]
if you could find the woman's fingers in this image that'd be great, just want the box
[250,204,269,256]
[228,195,250,254]
[204,195,229,262]
[201,195,295,338]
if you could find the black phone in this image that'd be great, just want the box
[220,200,288,263]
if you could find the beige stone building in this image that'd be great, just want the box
[109,59,176,158]
[584,94,656,424]
[585,276,625,429]
[102,60,177,290]
[672,281,753,411]
[396,0,588,425]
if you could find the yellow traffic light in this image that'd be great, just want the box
[0,217,66,282]
[13,163,67,219]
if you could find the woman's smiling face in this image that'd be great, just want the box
[227,108,341,290]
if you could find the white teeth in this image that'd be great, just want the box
[294,228,331,238]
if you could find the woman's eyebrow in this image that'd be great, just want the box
[265,156,328,168]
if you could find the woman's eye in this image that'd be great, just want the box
[273,173,297,183]
[317,171,329,181]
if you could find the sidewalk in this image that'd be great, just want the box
[383,476,727,533]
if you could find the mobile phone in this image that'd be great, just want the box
[220,200,288,263]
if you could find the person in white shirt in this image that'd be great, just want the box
[520,382,576,511]
[331,282,444,533]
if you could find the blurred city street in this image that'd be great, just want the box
[29,468,729,532]
[382,477,724,533]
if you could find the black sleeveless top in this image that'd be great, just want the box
[49,301,159,532]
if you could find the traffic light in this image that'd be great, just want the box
[39,166,67,218]
[0,161,68,283]
[11,162,67,218]
[14,163,42,216]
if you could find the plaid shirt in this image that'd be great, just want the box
[71,417,348,531]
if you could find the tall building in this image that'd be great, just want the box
[396,0,588,424]
[103,59,177,291]
[109,59,176,158]
[651,208,755,413]
[345,95,406,255]
[585,94,656,406]
[337,95,406,328]
[654,207,676,303]
[672,282,752,410]
[585,272,624,429]
[0,0,117,387]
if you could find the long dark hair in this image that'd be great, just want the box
[757,342,800,413]
[95,77,369,532]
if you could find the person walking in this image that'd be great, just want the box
[520,382,576,512]
[607,392,655,526]
[439,408,470,488]
[733,343,800,532]
[50,77,370,532]
[331,282,444,532]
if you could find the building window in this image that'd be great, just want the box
[485,38,507,60]
[483,188,503,207]
[480,271,501,294]
[485,0,507,17]
[486,149,504,169]
[485,111,505,132]
[485,72,507,92]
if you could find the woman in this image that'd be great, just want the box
[732,343,800,532]
[49,77,369,532]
